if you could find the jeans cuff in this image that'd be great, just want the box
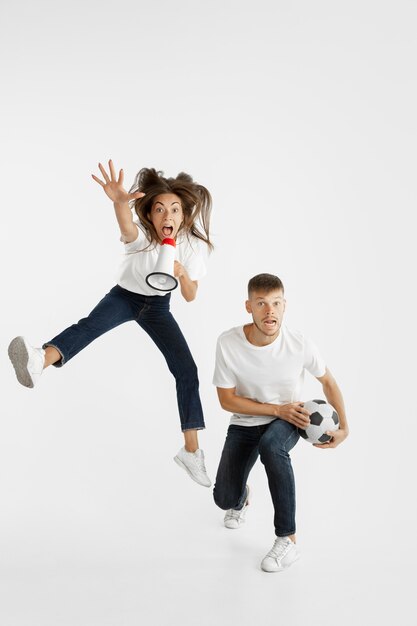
[275,530,296,537]
[42,343,66,367]
[181,425,206,432]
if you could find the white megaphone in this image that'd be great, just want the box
[146,238,178,292]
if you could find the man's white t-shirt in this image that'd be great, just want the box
[213,325,326,426]
[118,223,207,296]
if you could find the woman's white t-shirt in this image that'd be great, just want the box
[213,325,326,426]
[117,223,207,296]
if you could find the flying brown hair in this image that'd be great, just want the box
[129,168,213,250]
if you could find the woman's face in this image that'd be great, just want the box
[149,193,184,241]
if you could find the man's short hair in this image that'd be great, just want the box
[247,273,285,296]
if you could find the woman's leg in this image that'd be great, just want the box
[137,297,211,485]
[183,429,199,453]
[44,346,63,368]
[8,286,136,388]
[43,286,135,367]
[137,298,204,438]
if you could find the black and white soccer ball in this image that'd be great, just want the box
[298,399,339,444]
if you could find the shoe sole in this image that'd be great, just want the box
[261,553,301,573]
[173,455,211,488]
[8,337,34,388]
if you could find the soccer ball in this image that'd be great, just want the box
[298,399,339,444]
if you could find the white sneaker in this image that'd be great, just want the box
[173,447,211,487]
[261,536,300,573]
[8,336,45,388]
[224,485,250,529]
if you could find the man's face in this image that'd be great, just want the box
[245,289,286,338]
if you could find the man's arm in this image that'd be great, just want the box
[314,368,349,448]
[216,387,310,429]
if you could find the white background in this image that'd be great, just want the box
[1,1,416,624]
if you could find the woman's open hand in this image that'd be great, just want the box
[92,159,145,205]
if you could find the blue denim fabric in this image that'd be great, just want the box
[213,419,300,536]
[43,285,205,432]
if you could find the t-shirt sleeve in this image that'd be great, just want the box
[303,336,326,378]
[182,238,208,281]
[213,337,237,388]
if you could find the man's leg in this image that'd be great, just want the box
[258,419,300,572]
[259,418,300,537]
[213,425,260,521]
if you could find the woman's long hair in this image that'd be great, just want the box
[129,168,213,250]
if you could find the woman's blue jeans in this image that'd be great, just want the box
[43,285,205,432]
[213,419,300,536]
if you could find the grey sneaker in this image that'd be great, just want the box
[261,536,300,573]
[8,336,45,388]
[174,447,211,487]
[224,485,250,529]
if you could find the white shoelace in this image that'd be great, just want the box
[189,452,207,474]
[225,509,244,520]
[266,538,292,561]
[225,498,248,521]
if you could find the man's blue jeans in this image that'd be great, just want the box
[43,285,205,432]
[213,419,300,536]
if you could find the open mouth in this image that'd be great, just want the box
[162,226,174,237]
[263,319,277,329]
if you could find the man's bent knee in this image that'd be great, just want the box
[213,486,239,510]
